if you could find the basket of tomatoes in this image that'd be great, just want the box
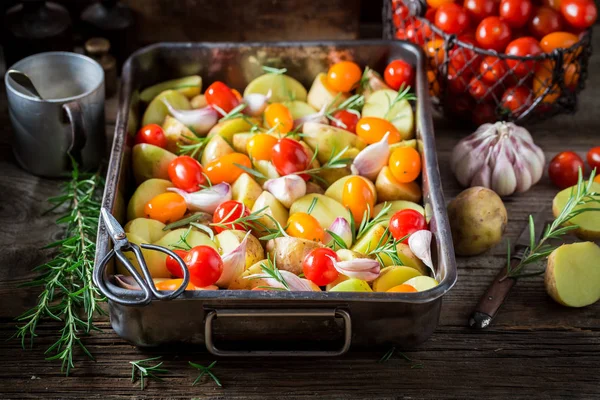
[384,0,595,125]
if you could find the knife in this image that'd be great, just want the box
[468,210,547,329]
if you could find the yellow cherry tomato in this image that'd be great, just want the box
[264,103,293,133]
[327,61,362,92]
[247,133,278,161]
[356,117,401,145]
[204,153,252,184]
[533,60,559,104]
[144,192,187,224]
[389,147,421,183]
[286,212,325,242]
[387,284,417,293]
[342,176,375,224]
[155,279,196,291]
[423,39,445,66]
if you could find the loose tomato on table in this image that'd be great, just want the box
[135,124,167,148]
[505,37,543,78]
[389,209,428,242]
[213,200,250,233]
[165,249,189,278]
[435,3,470,35]
[326,61,362,93]
[476,16,512,52]
[529,6,564,39]
[185,245,223,287]
[384,60,415,90]
[479,56,509,84]
[587,147,600,171]
[271,138,310,176]
[168,156,206,193]
[342,176,376,224]
[330,110,359,133]
[389,147,421,183]
[548,151,585,189]
[500,86,532,116]
[464,0,496,23]
[356,117,401,145]
[560,0,597,30]
[205,81,240,114]
[286,212,325,242]
[264,103,293,134]
[247,133,278,160]
[144,192,187,224]
[204,153,252,184]
[302,248,339,286]
[499,0,533,28]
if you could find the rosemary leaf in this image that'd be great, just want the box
[130,356,169,390]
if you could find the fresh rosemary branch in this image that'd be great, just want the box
[189,361,222,387]
[505,169,600,279]
[325,94,364,128]
[307,197,319,214]
[250,256,291,291]
[130,356,169,390]
[14,159,105,376]
[163,212,212,231]
[366,227,405,266]
[172,227,194,250]
[262,66,287,75]
[325,230,349,250]
[356,202,392,240]
[177,134,209,159]
[293,145,353,182]
[378,347,424,368]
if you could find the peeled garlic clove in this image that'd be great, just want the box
[244,90,271,116]
[162,100,218,134]
[324,217,353,248]
[408,230,435,275]
[293,104,328,129]
[245,270,315,291]
[330,257,381,281]
[351,132,390,181]
[216,232,249,288]
[491,144,517,196]
[263,175,307,208]
[168,183,232,213]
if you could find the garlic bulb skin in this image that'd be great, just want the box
[451,122,545,197]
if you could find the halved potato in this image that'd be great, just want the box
[244,73,307,102]
[362,89,414,140]
[289,194,351,230]
[306,73,349,111]
[142,90,191,127]
[375,166,422,203]
[140,75,202,103]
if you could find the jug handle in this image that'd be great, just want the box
[62,101,87,164]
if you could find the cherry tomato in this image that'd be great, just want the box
[505,37,543,78]
[476,16,512,51]
[540,31,580,52]
[449,35,481,72]
[560,0,597,29]
[168,156,206,193]
[425,7,437,22]
[468,76,497,101]
[389,209,427,242]
[595,175,600,184]
[533,60,560,104]
[587,147,600,171]
[501,86,532,116]
[395,28,409,40]
[302,248,339,286]
[135,124,167,148]
[342,176,375,224]
[564,62,580,90]
[472,102,497,126]
[205,81,240,114]
[271,138,310,176]
[204,153,252,184]
[185,245,223,287]
[464,0,496,23]
[144,192,187,224]
[435,3,470,34]
[387,284,418,293]
[231,88,243,101]
[327,61,362,92]
[500,0,533,28]
[286,212,325,242]
[447,64,473,94]
[154,279,196,291]
[427,0,455,8]
[264,103,293,133]
[247,133,278,160]
[331,110,359,133]
[213,200,250,233]
[423,39,446,66]
[392,4,410,28]
[389,147,421,183]
[165,249,189,278]
[542,0,562,10]
[480,56,509,83]
[384,60,415,90]
[548,151,585,189]
[405,20,434,45]
[529,6,564,39]
[427,70,441,97]
[356,117,401,145]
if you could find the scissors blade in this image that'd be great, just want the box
[101,208,127,243]
[512,208,547,257]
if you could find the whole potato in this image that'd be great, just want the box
[447,187,507,256]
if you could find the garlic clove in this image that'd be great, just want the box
[293,104,328,130]
[244,270,316,291]
[470,157,492,188]
[324,217,353,249]
[330,257,381,281]
[514,158,533,193]
[491,143,517,197]
[216,232,249,288]
[263,175,307,208]
[244,90,271,116]
[162,100,218,134]
[518,139,545,184]
[351,132,390,181]
[408,230,435,275]
[168,183,232,213]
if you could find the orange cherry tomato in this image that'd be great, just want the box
[204,153,252,184]
[231,88,243,101]
[423,39,446,66]
[389,147,421,183]
[286,212,325,242]
[264,103,294,133]
[426,0,455,8]
[594,175,600,183]
[154,279,196,291]
[564,62,580,90]
[387,284,418,293]
[356,117,401,145]
[247,133,278,161]
[144,192,187,224]
[533,60,560,104]
[342,176,375,224]
[326,61,362,93]
[540,31,579,52]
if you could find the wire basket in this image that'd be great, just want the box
[383,0,593,125]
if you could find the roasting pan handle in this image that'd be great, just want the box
[204,308,352,357]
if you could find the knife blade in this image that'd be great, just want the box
[468,209,547,329]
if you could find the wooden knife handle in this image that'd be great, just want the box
[468,258,519,329]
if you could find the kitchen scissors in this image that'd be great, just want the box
[94,208,189,306]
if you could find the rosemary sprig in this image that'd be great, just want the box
[356,202,392,240]
[325,94,364,128]
[14,159,105,376]
[189,361,222,387]
[234,162,268,181]
[130,356,169,390]
[325,230,348,250]
[177,134,209,159]
[250,256,291,291]
[172,227,194,250]
[366,227,405,266]
[209,204,270,233]
[378,347,424,368]
[163,212,212,231]
[384,84,416,122]
[219,103,247,122]
[505,169,600,279]
[262,66,287,75]
[307,197,319,214]
[293,145,353,182]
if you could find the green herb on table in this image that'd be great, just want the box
[130,356,169,390]
[378,347,424,368]
[189,361,222,387]
[13,160,105,376]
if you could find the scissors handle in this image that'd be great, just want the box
[94,243,190,306]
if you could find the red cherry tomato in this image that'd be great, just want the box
[425,7,437,22]
[447,64,473,94]
[135,124,168,148]
[271,138,310,176]
[168,155,206,193]
[472,102,497,126]
[464,0,496,23]
[476,17,512,51]
[384,60,415,90]
[389,209,428,242]
[529,6,564,39]
[500,86,532,116]
[205,81,240,114]
[500,0,533,28]
[548,151,585,189]
[449,35,481,72]
[587,147,600,172]
[560,0,597,30]
[212,200,250,233]
[302,248,339,286]
[331,110,359,133]
[479,56,509,83]
[165,249,188,278]
[392,5,410,27]
[468,76,497,101]
[405,20,434,45]
[505,37,543,78]
[435,3,470,34]
[185,245,223,287]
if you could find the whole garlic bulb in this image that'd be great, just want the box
[451,122,545,197]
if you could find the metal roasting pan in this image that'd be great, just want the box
[94,40,457,356]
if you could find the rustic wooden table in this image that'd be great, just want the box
[1,37,599,398]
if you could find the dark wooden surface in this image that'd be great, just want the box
[1,37,600,400]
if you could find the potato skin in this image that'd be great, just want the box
[266,237,324,275]
[447,187,507,256]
